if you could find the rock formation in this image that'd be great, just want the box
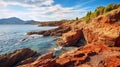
[0,48,36,67]
[83,8,120,46]
[57,7,120,47]
[16,43,120,67]
[1,4,120,67]
[26,26,71,36]
[17,52,55,67]
[57,29,85,46]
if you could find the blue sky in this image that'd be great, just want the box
[0,0,120,21]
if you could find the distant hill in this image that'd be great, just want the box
[0,17,36,24]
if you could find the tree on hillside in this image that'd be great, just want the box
[85,11,91,23]
[97,6,105,15]
[82,3,120,23]
[76,17,79,20]
[104,4,114,13]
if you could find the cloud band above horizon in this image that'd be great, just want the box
[0,0,118,21]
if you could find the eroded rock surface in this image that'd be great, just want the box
[17,44,120,67]
[83,8,120,47]
[2,5,120,67]
[56,9,120,47]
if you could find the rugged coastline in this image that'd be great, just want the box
[0,4,120,67]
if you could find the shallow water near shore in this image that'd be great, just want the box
[0,24,58,55]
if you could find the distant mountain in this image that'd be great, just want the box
[23,20,36,24]
[0,17,36,24]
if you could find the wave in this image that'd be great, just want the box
[54,46,62,51]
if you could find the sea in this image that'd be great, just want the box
[0,24,59,55]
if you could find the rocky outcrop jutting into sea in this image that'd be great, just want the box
[0,48,36,67]
[15,7,120,67]
[0,4,120,67]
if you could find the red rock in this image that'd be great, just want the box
[17,57,36,65]
[15,6,120,67]
[0,48,36,67]
[57,29,83,46]
[93,8,120,24]
[17,52,55,67]
[18,59,56,67]
[100,56,120,67]
[63,30,82,43]
[115,36,120,47]
[83,8,120,47]
[56,58,73,67]
[36,52,53,60]
[16,43,120,67]
[56,43,118,67]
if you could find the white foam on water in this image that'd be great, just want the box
[54,46,62,51]
[0,25,58,55]
[30,34,43,37]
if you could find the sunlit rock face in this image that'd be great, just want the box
[3,5,120,67]
[57,8,120,47]
[83,8,120,47]
[17,43,120,67]
[57,29,85,47]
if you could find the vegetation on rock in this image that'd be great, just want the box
[83,4,120,23]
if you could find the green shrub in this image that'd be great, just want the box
[76,17,79,20]
[83,3,120,23]
[85,11,91,23]
[104,7,112,13]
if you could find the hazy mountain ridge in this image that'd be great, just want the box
[0,17,36,24]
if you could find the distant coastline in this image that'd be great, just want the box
[0,17,36,24]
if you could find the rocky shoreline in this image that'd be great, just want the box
[0,5,120,67]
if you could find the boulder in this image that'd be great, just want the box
[57,29,84,46]
[0,48,36,67]
[17,52,54,67]
[62,30,83,43]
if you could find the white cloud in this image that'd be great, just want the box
[0,0,54,7]
[0,0,90,21]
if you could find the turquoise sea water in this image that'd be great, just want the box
[0,25,58,55]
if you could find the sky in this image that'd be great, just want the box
[0,0,120,21]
